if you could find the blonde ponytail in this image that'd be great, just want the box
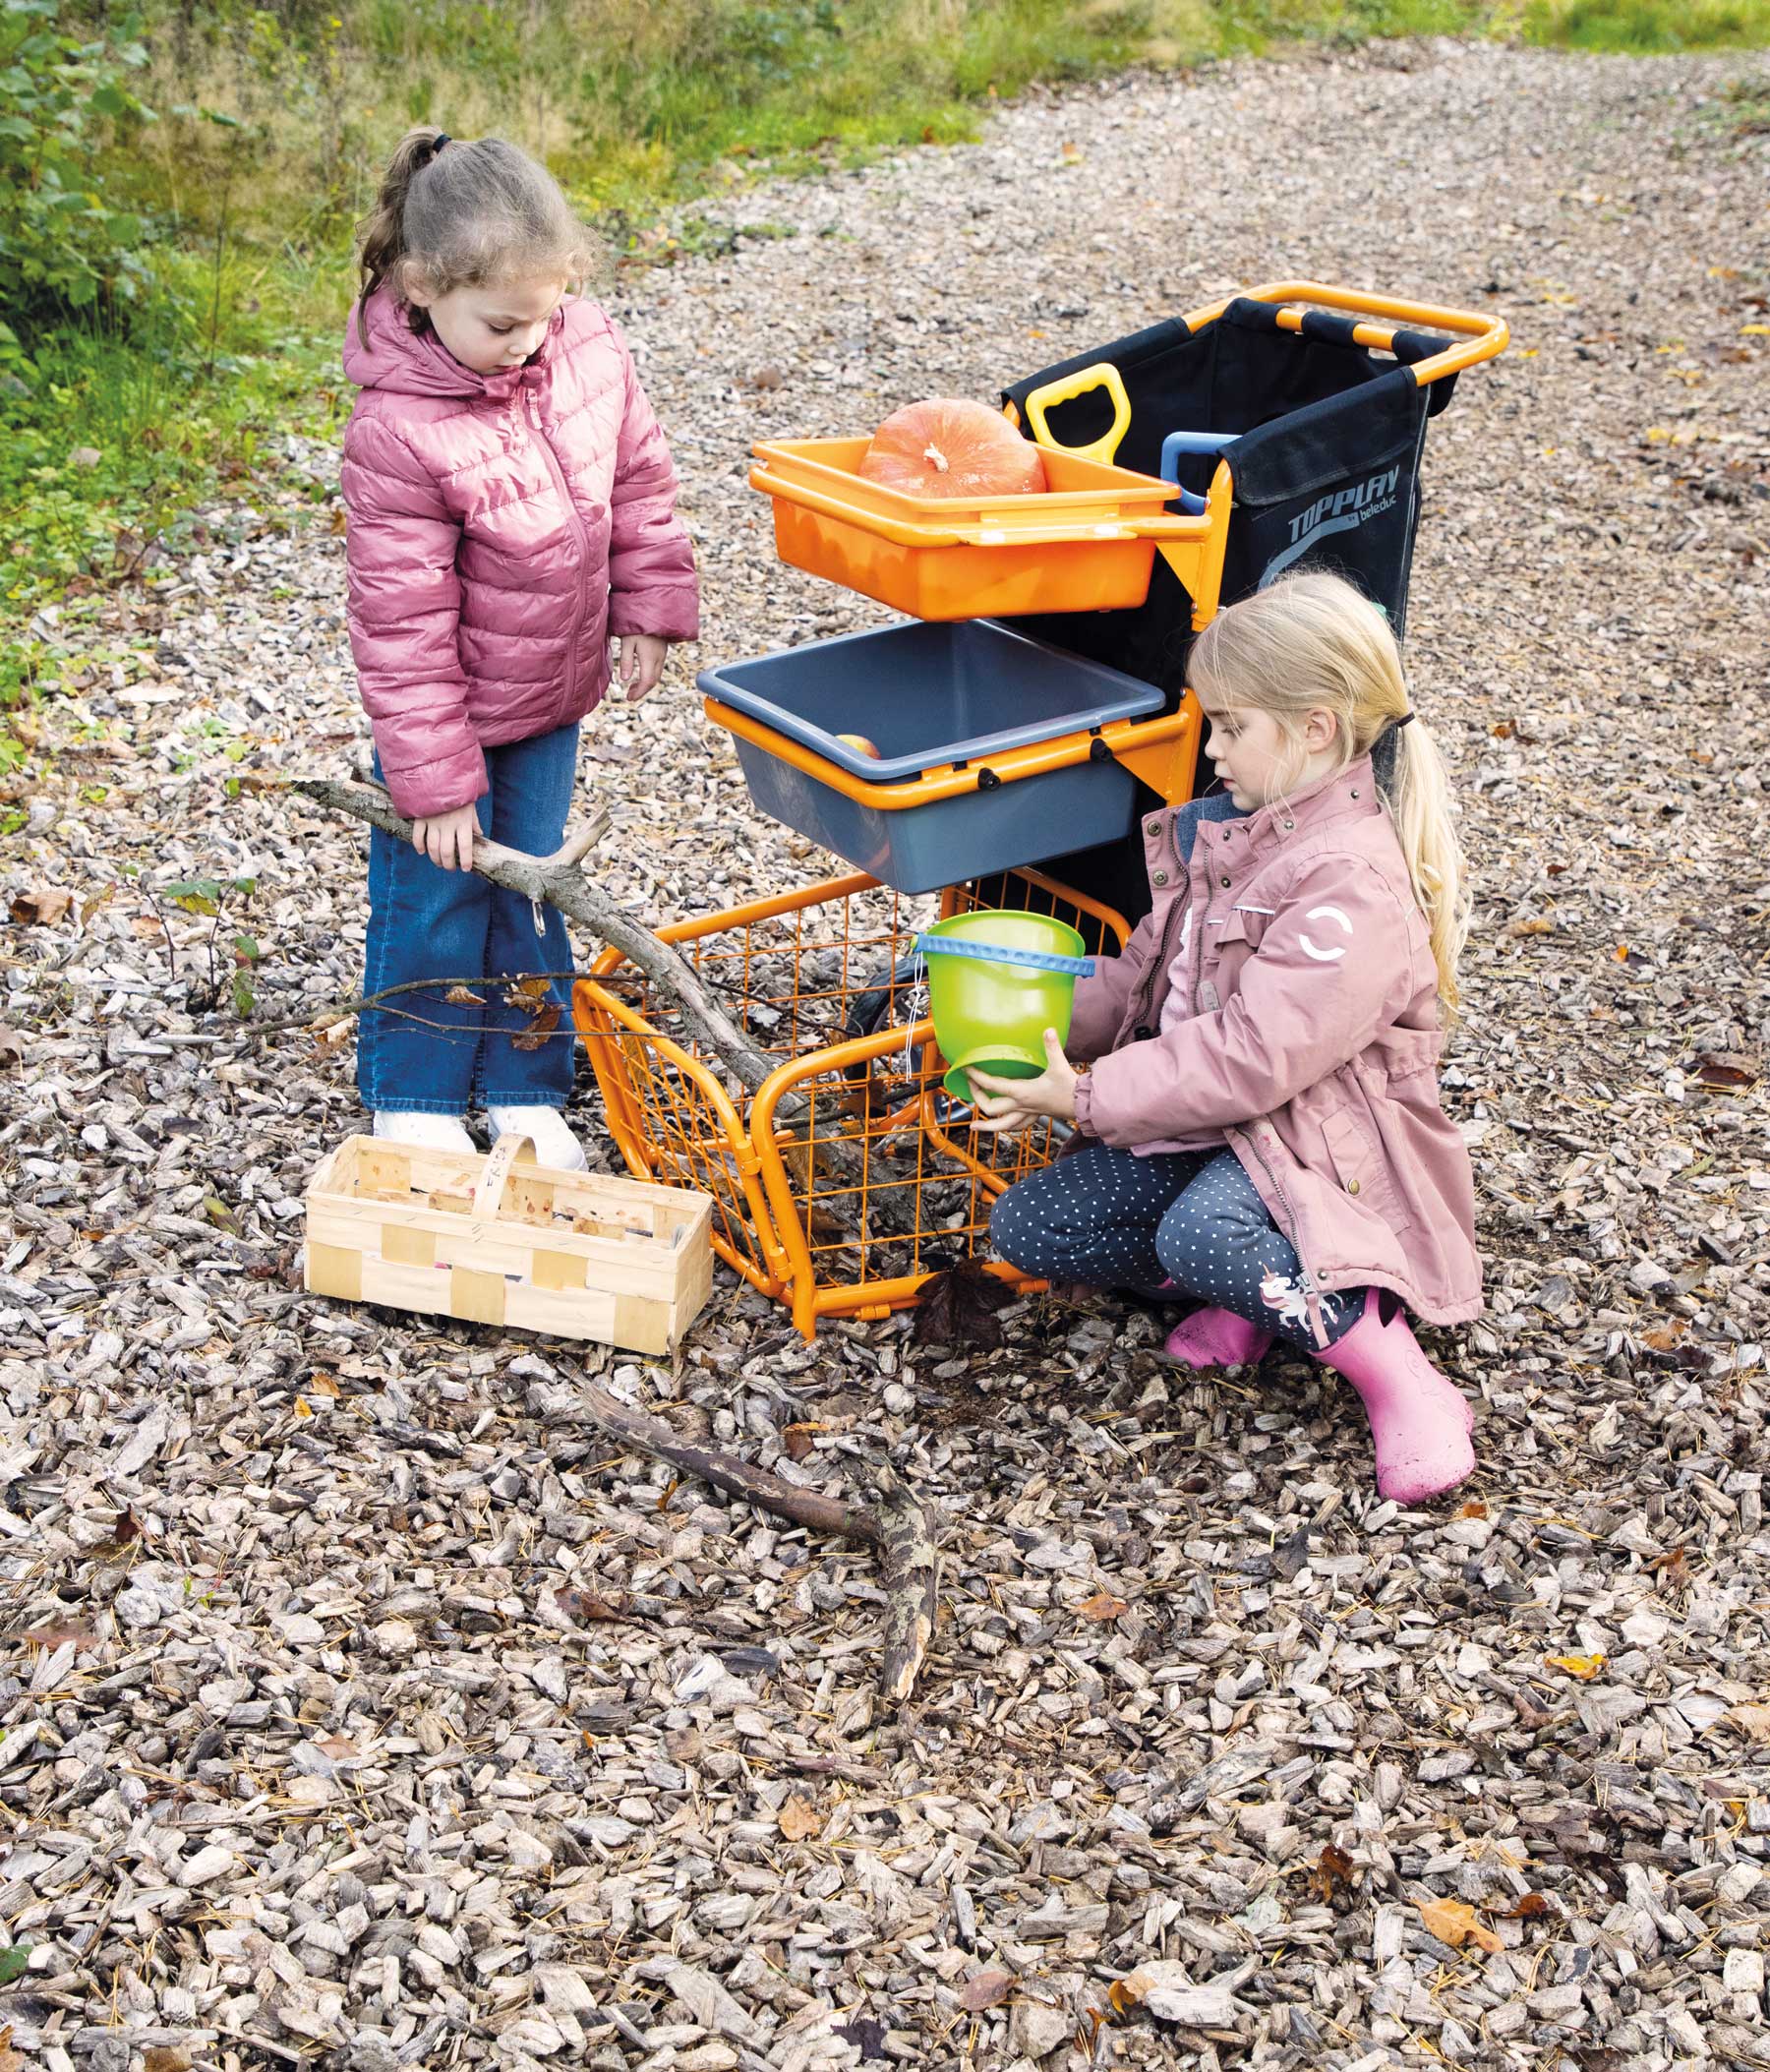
[1187,570,1469,1019]
[1384,711,1469,1019]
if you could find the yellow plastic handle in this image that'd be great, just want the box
[1024,361,1132,463]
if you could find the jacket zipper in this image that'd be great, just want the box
[1123,816,1189,1037]
[525,385,591,718]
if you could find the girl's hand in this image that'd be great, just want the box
[967,1030,1079,1135]
[618,633,670,702]
[411,802,479,872]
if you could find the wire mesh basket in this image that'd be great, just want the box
[572,867,1129,1336]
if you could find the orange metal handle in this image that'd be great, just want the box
[706,697,1195,808]
[1181,279,1507,386]
[747,463,1203,547]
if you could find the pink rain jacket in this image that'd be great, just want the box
[340,289,699,818]
[1068,760,1482,1342]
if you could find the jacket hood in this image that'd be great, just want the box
[342,287,560,401]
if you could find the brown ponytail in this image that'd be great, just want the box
[357,127,450,347]
[354,127,598,350]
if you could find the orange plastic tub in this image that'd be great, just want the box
[749,436,1210,621]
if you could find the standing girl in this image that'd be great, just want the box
[974,572,1483,1504]
[340,127,698,1170]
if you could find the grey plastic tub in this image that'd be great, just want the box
[700,619,1163,895]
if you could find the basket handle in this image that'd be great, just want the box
[472,1133,538,1220]
[1023,361,1132,463]
[915,933,1096,977]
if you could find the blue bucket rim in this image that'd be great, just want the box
[914,931,1095,978]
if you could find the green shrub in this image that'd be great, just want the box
[0,1,159,334]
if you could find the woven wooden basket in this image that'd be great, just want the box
[304,1132,713,1355]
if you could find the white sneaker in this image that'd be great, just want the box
[374,1111,477,1154]
[486,1105,588,1172]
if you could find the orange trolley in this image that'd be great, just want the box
[576,282,1507,1333]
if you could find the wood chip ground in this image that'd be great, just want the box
[3,40,1769,2072]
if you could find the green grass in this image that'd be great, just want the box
[5,0,1767,745]
[1524,0,1770,46]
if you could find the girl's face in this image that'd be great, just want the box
[406,273,566,374]
[1198,692,1337,809]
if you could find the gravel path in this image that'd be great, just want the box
[5,39,1770,2072]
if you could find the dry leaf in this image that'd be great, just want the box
[778,1795,822,1841]
[0,1027,24,1069]
[554,1587,630,1625]
[1490,1892,1553,1920]
[1724,1701,1770,1743]
[314,1019,354,1049]
[1416,1895,1503,1953]
[1545,1652,1606,1681]
[781,1422,822,1462]
[307,1371,340,1397]
[1310,1843,1355,1904]
[511,1001,562,1052]
[1106,1975,1147,2018]
[1458,1499,1490,1518]
[1077,1590,1128,1623]
[1640,1318,1689,1353]
[911,1260,1017,1348]
[1693,1051,1757,1090]
[93,1509,142,1556]
[1507,918,1555,936]
[443,984,486,1006]
[0,2024,25,2072]
[9,887,72,925]
[505,976,553,1006]
[20,1621,101,1651]
[960,1967,1015,2011]
[145,2049,195,2072]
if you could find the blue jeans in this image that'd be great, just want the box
[358,725,579,1116]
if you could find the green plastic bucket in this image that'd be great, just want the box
[916,911,1095,1101]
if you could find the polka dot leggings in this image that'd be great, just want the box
[989,1142,1359,1350]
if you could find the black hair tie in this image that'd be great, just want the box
[432,133,451,153]
[1390,711,1416,731]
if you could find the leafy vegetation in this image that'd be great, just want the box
[3,0,1764,750]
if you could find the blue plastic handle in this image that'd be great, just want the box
[1159,430,1236,515]
[914,933,1096,978]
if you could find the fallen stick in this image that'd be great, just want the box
[560,1356,939,1705]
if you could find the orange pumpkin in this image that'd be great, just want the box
[857,398,1046,501]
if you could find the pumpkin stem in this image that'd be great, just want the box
[922,442,950,473]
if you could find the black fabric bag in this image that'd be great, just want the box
[996,298,1460,917]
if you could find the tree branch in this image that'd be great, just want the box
[559,1358,938,1704]
[292,776,777,1095]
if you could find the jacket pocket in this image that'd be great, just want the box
[1320,1105,1414,1233]
[1200,907,1265,1009]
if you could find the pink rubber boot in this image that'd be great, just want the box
[1316,1292,1475,1504]
[1160,1307,1275,1371]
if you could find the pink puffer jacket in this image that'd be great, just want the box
[1068,759,1482,1344]
[340,289,699,818]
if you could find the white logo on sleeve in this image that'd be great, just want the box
[1298,905,1354,963]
